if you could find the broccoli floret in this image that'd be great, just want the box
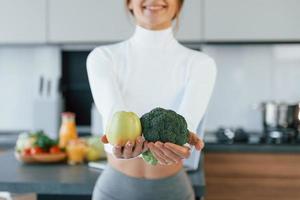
[140,107,189,165]
[141,150,158,165]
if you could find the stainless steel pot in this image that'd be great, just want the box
[259,101,300,143]
[278,103,300,130]
[262,101,278,130]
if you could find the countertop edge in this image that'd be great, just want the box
[205,143,300,153]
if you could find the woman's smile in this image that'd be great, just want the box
[143,3,168,13]
[127,0,180,30]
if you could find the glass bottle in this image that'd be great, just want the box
[59,112,78,148]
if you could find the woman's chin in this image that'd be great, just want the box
[139,21,170,30]
[139,17,168,26]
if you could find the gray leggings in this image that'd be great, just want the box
[92,164,195,200]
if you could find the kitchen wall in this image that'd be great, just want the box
[203,44,300,132]
[1,44,300,133]
[0,46,61,132]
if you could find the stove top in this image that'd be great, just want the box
[208,127,300,145]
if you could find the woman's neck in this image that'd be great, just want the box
[130,24,176,48]
[136,21,172,31]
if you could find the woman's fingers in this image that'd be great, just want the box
[123,141,134,159]
[148,143,168,165]
[142,141,148,153]
[164,143,191,159]
[107,132,203,160]
[110,134,199,161]
[112,136,148,159]
[101,134,109,144]
[112,145,123,158]
[149,142,175,165]
[132,136,144,157]
[188,132,205,150]
[155,142,180,163]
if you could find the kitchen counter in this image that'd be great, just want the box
[0,132,19,151]
[204,131,300,153]
[0,151,205,200]
[204,143,300,153]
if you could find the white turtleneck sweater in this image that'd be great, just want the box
[87,25,217,154]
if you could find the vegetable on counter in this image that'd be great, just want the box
[140,107,189,165]
[30,147,44,155]
[15,129,106,164]
[15,130,66,164]
[15,132,37,153]
[34,131,58,151]
[22,148,32,156]
[65,136,106,164]
[85,136,106,161]
[49,146,61,154]
[15,130,60,156]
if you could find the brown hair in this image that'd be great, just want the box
[125,0,185,30]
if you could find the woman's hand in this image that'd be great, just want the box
[101,135,148,159]
[147,131,204,165]
[187,131,205,150]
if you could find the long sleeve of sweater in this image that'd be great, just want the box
[177,55,217,136]
[86,47,127,133]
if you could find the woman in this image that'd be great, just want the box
[87,0,217,199]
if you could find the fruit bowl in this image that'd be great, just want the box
[15,151,67,164]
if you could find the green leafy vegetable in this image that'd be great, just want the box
[33,130,57,151]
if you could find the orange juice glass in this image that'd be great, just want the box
[66,139,87,165]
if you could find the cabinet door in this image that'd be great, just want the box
[0,0,46,44]
[48,0,133,43]
[204,0,300,41]
[175,0,203,41]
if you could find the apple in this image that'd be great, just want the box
[106,111,142,146]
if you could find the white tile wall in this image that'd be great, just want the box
[202,44,300,132]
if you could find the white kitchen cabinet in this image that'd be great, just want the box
[48,0,133,42]
[204,0,300,41]
[175,0,203,41]
[48,0,203,43]
[0,0,47,44]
